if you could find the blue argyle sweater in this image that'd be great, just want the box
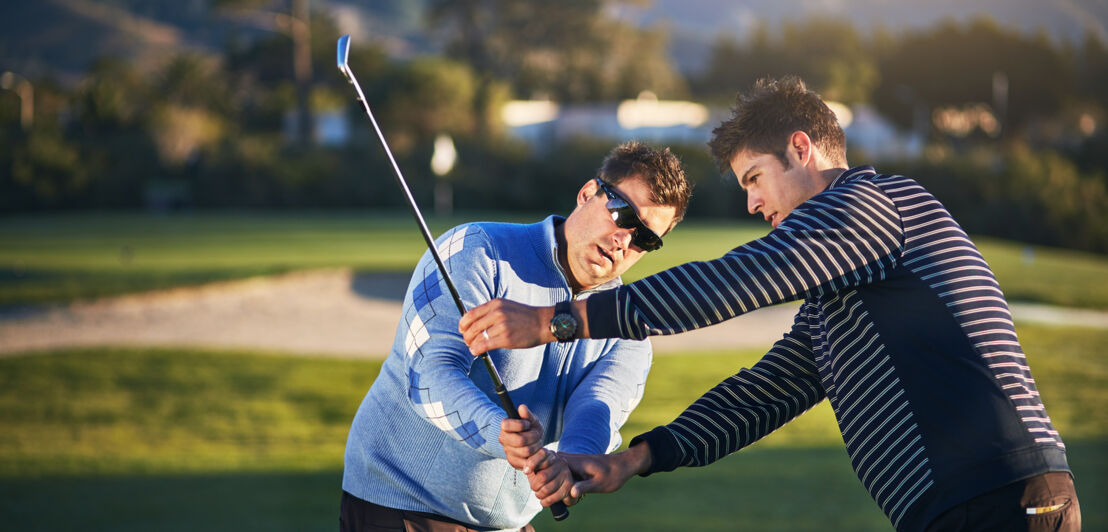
[586,166,1070,531]
[343,216,651,530]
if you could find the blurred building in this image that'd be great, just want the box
[283,109,350,147]
[839,104,925,161]
[501,91,715,149]
[502,93,923,161]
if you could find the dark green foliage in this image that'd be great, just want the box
[2,10,1107,254]
[899,145,1108,253]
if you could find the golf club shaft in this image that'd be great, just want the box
[337,35,569,522]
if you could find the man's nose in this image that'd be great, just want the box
[612,227,634,250]
[747,193,762,215]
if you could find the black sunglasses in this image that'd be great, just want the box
[595,178,663,251]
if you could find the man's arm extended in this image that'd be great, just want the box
[461,177,901,353]
[460,298,589,355]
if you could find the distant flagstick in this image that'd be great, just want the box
[336,35,570,522]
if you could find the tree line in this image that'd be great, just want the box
[1,2,1106,252]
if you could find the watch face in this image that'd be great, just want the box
[551,313,577,341]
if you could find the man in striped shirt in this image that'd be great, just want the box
[461,76,1080,531]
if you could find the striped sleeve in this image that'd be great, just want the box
[632,307,824,471]
[588,179,904,341]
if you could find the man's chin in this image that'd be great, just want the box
[603,263,636,282]
[584,264,618,286]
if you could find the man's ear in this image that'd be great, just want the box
[577,179,599,206]
[787,131,814,168]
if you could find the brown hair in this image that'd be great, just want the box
[707,75,847,173]
[597,140,693,229]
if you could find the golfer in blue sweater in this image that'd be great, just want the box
[341,140,692,531]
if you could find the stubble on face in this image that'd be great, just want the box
[561,178,675,292]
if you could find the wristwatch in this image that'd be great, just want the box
[549,301,578,342]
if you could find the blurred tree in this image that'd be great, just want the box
[373,57,479,154]
[149,55,232,170]
[214,0,313,147]
[427,0,682,104]
[5,58,161,209]
[1068,33,1108,177]
[694,18,876,105]
[873,17,1074,138]
[593,20,688,100]
[73,58,151,132]
[150,105,225,169]
[781,19,878,104]
[156,54,234,113]
[1075,33,1108,111]
[6,130,88,208]
[1,74,85,210]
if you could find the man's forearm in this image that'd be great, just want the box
[618,441,652,477]
[458,298,594,353]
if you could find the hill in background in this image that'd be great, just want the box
[2,0,1105,82]
[612,0,1108,73]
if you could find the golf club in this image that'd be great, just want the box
[337,34,570,522]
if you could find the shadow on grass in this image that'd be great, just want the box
[2,440,1102,531]
[0,470,344,532]
[349,271,410,302]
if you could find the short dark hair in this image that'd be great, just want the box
[596,140,693,229]
[707,76,847,173]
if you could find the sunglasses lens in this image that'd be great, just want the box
[598,179,663,252]
[634,230,662,251]
[609,202,662,251]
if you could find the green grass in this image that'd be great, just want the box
[3,212,1108,308]
[0,348,379,476]
[0,211,474,305]
[0,323,1105,530]
[979,236,1108,309]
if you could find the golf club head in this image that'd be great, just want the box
[337,34,352,81]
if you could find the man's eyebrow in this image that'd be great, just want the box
[738,164,758,189]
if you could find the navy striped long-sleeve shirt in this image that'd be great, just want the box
[586,166,1070,531]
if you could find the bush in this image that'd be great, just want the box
[895,143,1108,253]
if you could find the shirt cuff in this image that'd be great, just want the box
[585,287,622,339]
[629,426,682,477]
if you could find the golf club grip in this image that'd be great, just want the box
[491,376,570,521]
[550,502,570,521]
[493,379,520,419]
